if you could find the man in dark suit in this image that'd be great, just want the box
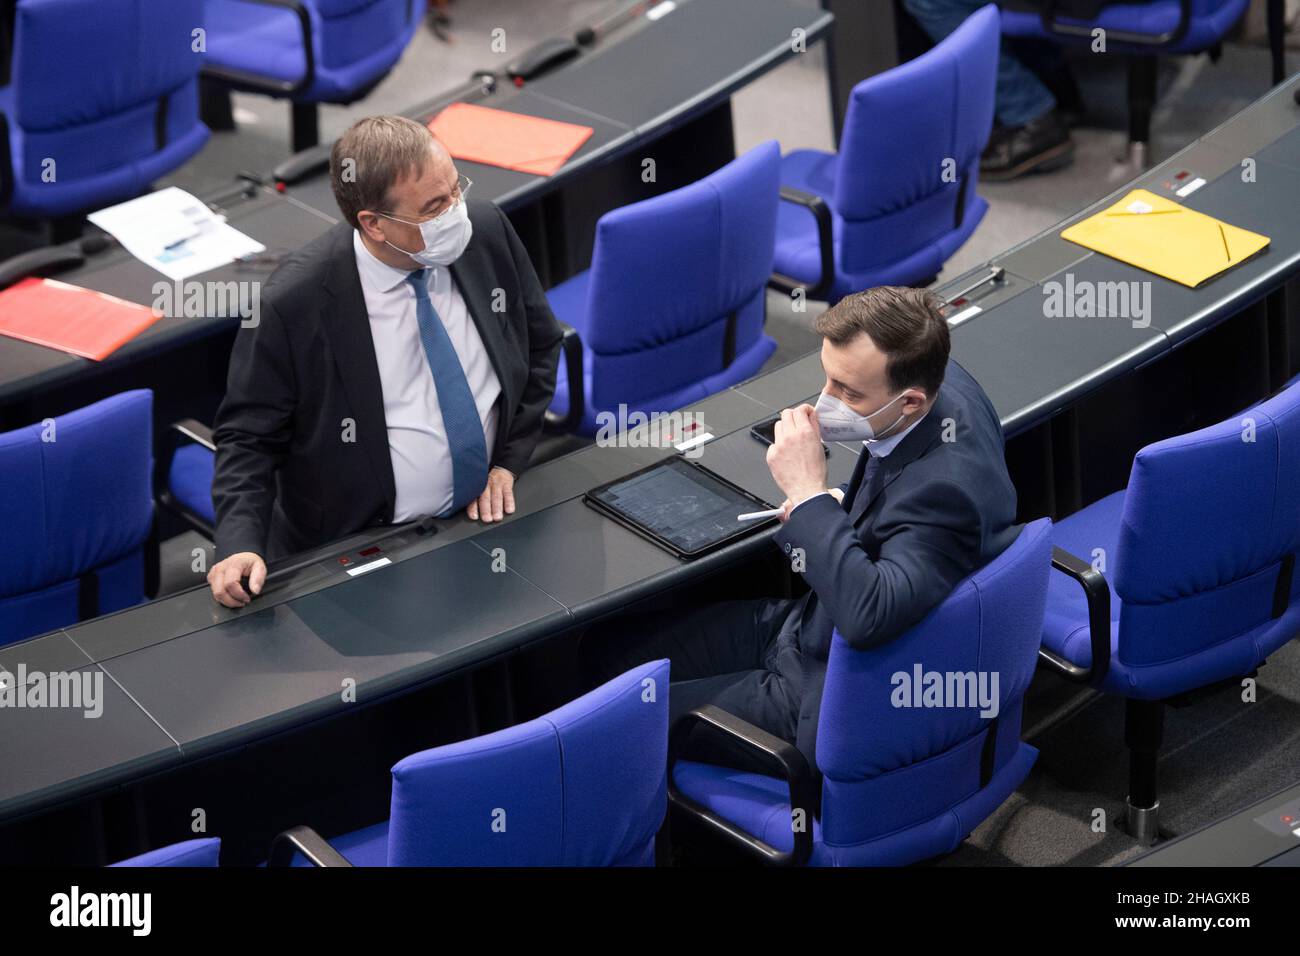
[208,115,562,607]
[583,286,1019,771]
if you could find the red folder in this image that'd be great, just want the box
[428,102,594,177]
[0,277,161,361]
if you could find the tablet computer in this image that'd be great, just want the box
[584,457,778,559]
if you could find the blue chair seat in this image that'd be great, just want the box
[291,821,389,867]
[167,443,216,526]
[204,0,419,104]
[205,2,309,90]
[111,837,221,867]
[1000,0,1250,55]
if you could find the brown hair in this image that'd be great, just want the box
[330,116,434,229]
[814,286,950,397]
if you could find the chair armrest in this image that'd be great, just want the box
[543,321,585,434]
[0,234,113,289]
[768,185,834,303]
[171,418,216,453]
[667,705,816,866]
[266,825,353,867]
[201,0,315,96]
[155,419,218,538]
[1037,0,1192,47]
[1039,545,1112,686]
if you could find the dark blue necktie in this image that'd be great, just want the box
[847,450,882,523]
[406,270,488,515]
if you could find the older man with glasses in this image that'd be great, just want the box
[207,115,562,608]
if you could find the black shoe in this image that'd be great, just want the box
[980,111,1074,182]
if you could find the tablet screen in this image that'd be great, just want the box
[587,458,772,556]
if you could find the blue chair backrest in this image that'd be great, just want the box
[0,390,154,646]
[7,1,205,195]
[1112,384,1300,667]
[386,659,669,866]
[834,4,998,275]
[309,0,415,72]
[816,518,1051,847]
[582,141,780,415]
[111,837,221,867]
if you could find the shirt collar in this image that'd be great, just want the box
[353,229,420,295]
[863,407,929,458]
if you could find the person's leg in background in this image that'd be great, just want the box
[901,0,1074,180]
[580,599,802,774]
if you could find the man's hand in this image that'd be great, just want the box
[776,486,845,523]
[467,466,516,522]
[767,404,829,508]
[208,552,267,608]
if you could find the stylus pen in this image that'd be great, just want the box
[737,507,784,522]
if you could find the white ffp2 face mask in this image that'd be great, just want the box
[382,199,473,268]
[814,390,907,443]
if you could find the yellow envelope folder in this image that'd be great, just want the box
[1060,188,1270,288]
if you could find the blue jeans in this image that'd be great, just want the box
[902,0,1056,128]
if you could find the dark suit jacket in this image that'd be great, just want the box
[772,358,1020,766]
[212,200,563,561]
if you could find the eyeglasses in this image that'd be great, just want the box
[380,174,473,228]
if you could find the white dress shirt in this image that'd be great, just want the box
[791,408,930,516]
[353,231,501,521]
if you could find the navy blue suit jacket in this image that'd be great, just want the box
[771,359,1020,765]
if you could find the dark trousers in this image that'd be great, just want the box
[581,597,806,774]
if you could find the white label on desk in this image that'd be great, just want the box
[346,557,391,577]
[675,431,714,453]
[647,1,676,19]
[1175,177,1206,198]
[1125,199,1153,214]
[947,305,982,328]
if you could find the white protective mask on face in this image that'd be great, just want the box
[814,390,908,443]
[382,199,473,268]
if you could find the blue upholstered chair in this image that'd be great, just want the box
[0,0,210,219]
[769,4,999,304]
[1000,0,1284,165]
[670,518,1052,866]
[0,390,156,647]
[271,660,670,866]
[1040,383,1300,843]
[111,838,222,867]
[545,142,780,438]
[201,0,420,151]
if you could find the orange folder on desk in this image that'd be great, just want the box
[0,277,160,360]
[428,102,594,177]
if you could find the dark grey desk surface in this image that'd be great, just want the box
[2,72,1298,826]
[281,0,835,218]
[0,187,338,407]
[0,0,831,412]
[1129,782,1300,866]
[942,75,1300,437]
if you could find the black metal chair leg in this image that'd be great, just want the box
[1124,697,1165,845]
[1125,54,1158,169]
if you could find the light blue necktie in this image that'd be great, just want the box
[406,270,488,515]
